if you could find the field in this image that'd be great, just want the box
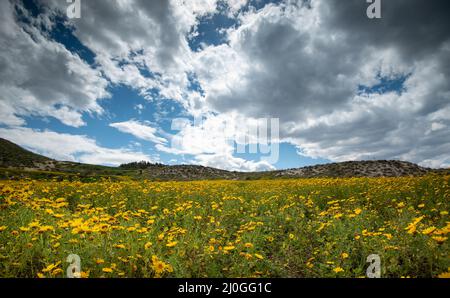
[0,175,449,278]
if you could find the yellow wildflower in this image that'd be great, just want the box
[432,236,447,244]
[422,226,436,235]
[166,241,177,248]
[333,267,344,273]
[254,253,264,260]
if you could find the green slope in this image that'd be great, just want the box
[0,138,447,182]
[0,138,51,167]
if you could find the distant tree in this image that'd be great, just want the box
[119,161,164,170]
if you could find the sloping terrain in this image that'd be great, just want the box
[139,164,240,180]
[0,138,52,168]
[0,138,447,181]
[271,160,433,178]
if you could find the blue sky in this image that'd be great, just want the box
[0,0,449,170]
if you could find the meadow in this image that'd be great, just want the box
[0,175,448,278]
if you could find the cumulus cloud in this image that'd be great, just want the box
[0,126,153,166]
[0,0,110,127]
[226,0,249,16]
[189,0,450,168]
[41,0,219,103]
[110,120,167,145]
[0,0,220,128]
[194,152,275,172]
[155,113,276,171]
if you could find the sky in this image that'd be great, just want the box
[0,0,449,171]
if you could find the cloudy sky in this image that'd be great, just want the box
[0,0,449,171]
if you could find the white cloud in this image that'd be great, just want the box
[0,0,219,128]
[226,0,249,15]
[0,127,152,166]
[0,0,110,127]
[110,120,167,144]
[77,148,152,167]
[155,113,277,171]
[188,0,450,168]
[0,101,25,127]
[194,153,275,172]
[41,0,219,105]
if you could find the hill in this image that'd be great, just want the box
[0,138,447,181]
[0,138,52,168]
[270,160,433,178]
[140,164,239,180]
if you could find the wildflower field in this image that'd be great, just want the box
[0,175,448,278]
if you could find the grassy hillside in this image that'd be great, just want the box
[271,160,434,178]
[0,138,447,181]
[0,138,51,168]
[0,138,136,180]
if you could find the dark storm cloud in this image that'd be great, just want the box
[321,0,450,117]
[204,0,450,119]
[323,0,450,61]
